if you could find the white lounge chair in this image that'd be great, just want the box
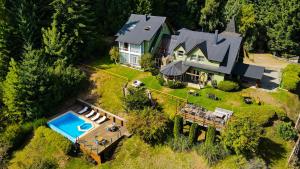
[85,110,95,118]
[96,116,107,124]
[91,113,100,121]
[78,106,88,114]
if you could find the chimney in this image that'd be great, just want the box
[214,30,218,44]
[146,14,151,21]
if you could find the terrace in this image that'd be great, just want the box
[179,104,233,131]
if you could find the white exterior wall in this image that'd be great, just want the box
[119,42,143,67]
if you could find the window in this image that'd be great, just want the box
[177,51,184,57]
[198,56,205,62]
[130,54,140,66]
[190,55,197,61]
[120,52,129,63]
[124,43,129,51]
[130,44,141,53]
[120,42,129,51]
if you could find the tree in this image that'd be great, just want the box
[140,53,154,71]
[199,0,224,31]
[188,123,198,145]
[48,0,97,61]
[109,46,120,64]
[127,108,169,144]
[221,118,262,156]
[205,126,216,145]
[124,87,151,111]
[0,23,11,81]
[173,115,183,139]
[277,122,298,141]
[134,0,152,14]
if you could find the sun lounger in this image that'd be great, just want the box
[85,110,95,118]
[78,106,88,114]
[91,113,100,121]
[96,116,107,124]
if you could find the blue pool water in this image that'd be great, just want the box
[48,112,93,143]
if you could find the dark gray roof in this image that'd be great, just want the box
[166,28,243,74]
[233,63,265,80]
[160,61,190,76]
[115,14,166,44]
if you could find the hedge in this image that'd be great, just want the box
[188,123,198,145]
[205,126,216,145]
[167,80,185,89]
[277,122,298,141]
[217,81,239,92]
[173,115,183,139]
[281,64,300,91]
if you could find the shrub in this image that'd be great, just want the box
[127,108,169,145]
[167,80,185,89]
[168,135,191,152]
[173,115,183,139]
[281,64,300,91]
[221,118,262,156]
[156,75,165,86]
[140,53,155,71]
[109,46,119,64]
[205,126,216,145]
[217,81,239,92]
[124,87,151,111]
[197,143,228,166]
[277,122,298,141]
[188,123,198,145]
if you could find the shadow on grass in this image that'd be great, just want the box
[257,137,286,165]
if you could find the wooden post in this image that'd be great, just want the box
[121,121,123,126]
[113,117,116,123]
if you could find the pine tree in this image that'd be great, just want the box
[135,0,152,14]
[47,0,97,61]
[199,0,225,31]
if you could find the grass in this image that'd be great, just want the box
[86,56,299,168]
[8,127,93,169]
[87,56,299,124]
[99,136,209,169]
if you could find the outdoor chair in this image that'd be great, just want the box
[78,106,88,114]
[85,110,95,118]
[91,113,100,121]
[96,116,107,124]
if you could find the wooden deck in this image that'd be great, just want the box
[179,111,225,131]
[76,99,130,163]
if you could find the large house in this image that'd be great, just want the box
[115,14,171,67]
[115,14,264,87]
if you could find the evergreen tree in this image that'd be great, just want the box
[134,0,152,14]
[48,0,97,61]
[199,0,225,31]
[0,23,11,81]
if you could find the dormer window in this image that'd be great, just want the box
[198,56,205,62]
[177,51,184,57]
[191,55,197,61]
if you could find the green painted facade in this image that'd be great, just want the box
[173,45,225,83]
[144,23,171,54]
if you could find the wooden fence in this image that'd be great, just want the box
[287,113,300,165]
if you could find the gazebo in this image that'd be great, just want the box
[160,61,190,81]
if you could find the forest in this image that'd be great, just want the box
[0,0,299,134]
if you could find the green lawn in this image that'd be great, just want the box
[87,57,298,168]
[88,57,297,125]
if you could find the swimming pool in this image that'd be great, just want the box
[48,111,94,143]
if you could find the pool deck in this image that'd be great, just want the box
[48,100,130,163]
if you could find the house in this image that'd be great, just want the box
[159,22,265,87]
[115,14,171,67]
[116,15,264,88]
